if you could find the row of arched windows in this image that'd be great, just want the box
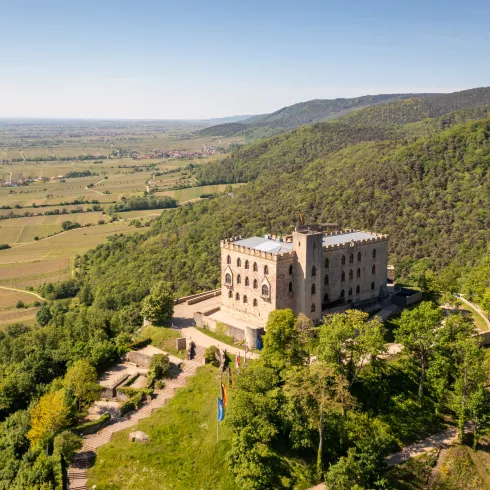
[228,290,260,306]
[227,256,269,275]
[336,249,376,266]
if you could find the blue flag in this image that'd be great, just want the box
[257,338,263,351]
[217,397,225,422]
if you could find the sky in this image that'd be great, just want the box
[1,0,489,119]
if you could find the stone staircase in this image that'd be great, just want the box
[67,359,200,490]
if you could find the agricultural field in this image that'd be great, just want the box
[0,306,39,328]
[0,212,107,244]
[0,221,137,288]
[157,183,245,202]
[0,287,41,309]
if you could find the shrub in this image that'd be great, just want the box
[34,236,40,241]
[0,243,10,250]
[204,345,220,367]
[16,300,25,308]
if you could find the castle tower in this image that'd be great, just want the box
[292,229,323,322]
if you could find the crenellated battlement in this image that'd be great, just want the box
[221,239,295,261]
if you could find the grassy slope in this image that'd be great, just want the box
[87,364,239,490]
[139,325,186,359]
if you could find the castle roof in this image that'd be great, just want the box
[234,236,293,255]
[322,231,377,246]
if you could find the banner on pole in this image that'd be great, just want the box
[221,382,227,407]
[217,397,225,422]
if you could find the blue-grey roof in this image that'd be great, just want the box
[234,231,379,255]
[234,236,293,255]
[322,231,377,246]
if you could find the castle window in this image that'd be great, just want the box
[324,293,329,303]
[253,262,258,272]
[311,284,316,295]
[325,257,329,268]
[348,287,352,296]
[227,255,231,265]
[264,265,269,275]
[311,303,316,313]
[261,284,269,297]
[289,264,293,275]
[313,242,316,249]
[237,274,241,284]
[237,258,241,267]
[371,281,375,290]
[358,252,361,261]
[311,265,316,276]
[341,255,346,265]
[245,277,249,287]
[253,279,258,289]
[245,260,249,269]
[253,298,258,307]
[225,273,232,285]
[340,289,345,298]
[288,281,293,292]
[341,271,345,282]
[349,269,353,280]
[349,253,354,264]
[356,285,360,294]
[235,292,240,300]
[357,268,361,278]
[228,290,233,298]
[372,264,376,275]
[324,274,329,286]
[243,295,248,304]
[372,249,377,259]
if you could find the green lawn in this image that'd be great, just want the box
[196,326,240,348]
[87,364,239,490]
[139,325,186,359]
[460,303,489,332]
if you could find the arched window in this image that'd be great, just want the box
[243,295,248,304]
[227,255,231,265]
[348,287,352,296]
[311,284,316,294]
[225,273,232,285]
[264,265,269,275]
[356,285,360,294]
[237,274,241,284]
[323,293,329,303]
[228,290,233,298]
[341,271,345,282]
[235,292,240,300]
[311,265,316,277]
[349,253,354,263]
[245,277,249,287]
[340,289,345,298]
[311,303,316,312]
[289,264,293,275]
[372,249,377,259]
[357,268,361,278]
[371,282,375,290]
[253,262,258,272]
[253,279,258,289]
[341,255,346,265]
[261,284,269,297]
[325,257,329,268]
[357,251,362,262]
[253,298,258,307]
[349,269,353,280]
[313,241,316,249]
[372,264,376,275]
[237,258,241,267]
[288,281,293,292]
[324,274,329,286]
[245,260,249,269]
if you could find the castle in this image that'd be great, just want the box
[220,225,389,330]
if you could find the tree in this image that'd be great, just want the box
[468,387,490,449]
[295,313,315,361]
[261,309,305,370]
[450,338,487,442]
[395,302,442,402]
[318,310,386,386]
[140,281,174,325]
[36,305,52,326]
[63,359,100,411]
[27,390,70,448]
[283,363,353,479]
[53,430,82,462]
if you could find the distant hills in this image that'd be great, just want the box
[201,114,255,125]
[200,87,490,139]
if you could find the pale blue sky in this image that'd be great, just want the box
[1,0,489,119]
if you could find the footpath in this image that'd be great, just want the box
[67,358,201,490]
